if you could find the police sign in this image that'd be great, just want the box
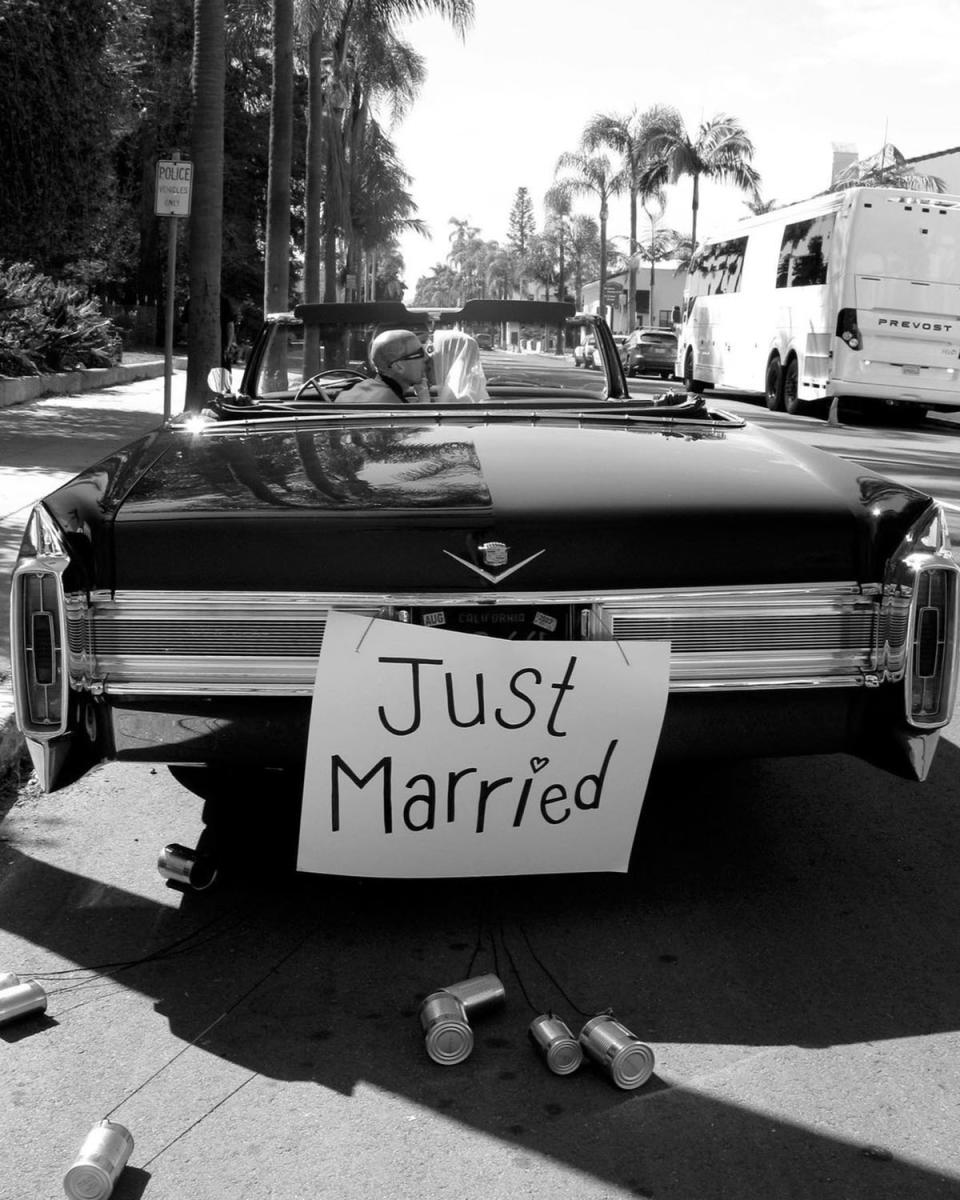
[154,159,193,217]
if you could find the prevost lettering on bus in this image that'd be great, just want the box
[877,318,954,332]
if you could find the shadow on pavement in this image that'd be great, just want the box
[2,743,960,1196]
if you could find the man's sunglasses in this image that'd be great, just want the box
[392,346,427,363]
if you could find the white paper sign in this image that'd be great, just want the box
[297,612,670,878]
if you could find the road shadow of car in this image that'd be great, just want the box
[3,746,960,1197]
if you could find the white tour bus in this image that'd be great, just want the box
[677,186,960,418]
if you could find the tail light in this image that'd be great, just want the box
[907,565,958,726]
[882,504,960,729]
[836,307,863,351]
[10,506,70,737]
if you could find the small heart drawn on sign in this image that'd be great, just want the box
[530,757,549,774]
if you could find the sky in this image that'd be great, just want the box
[376,0,960,291]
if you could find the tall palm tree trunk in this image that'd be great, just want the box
[599,201,608,317]
[303,29,325,374]
[627,187,637,329]
[186,0,225,406]
[264,0,293,318]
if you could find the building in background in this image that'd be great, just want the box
[581,261,686,334]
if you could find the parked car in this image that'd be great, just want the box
[11,300,958,848]
[573,334,597,367]
[620,328,678,379]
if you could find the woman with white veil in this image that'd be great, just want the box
[430,330,490,403]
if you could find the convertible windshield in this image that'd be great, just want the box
[240,299,624,408]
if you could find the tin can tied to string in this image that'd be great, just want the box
[0,979,47,1027]
[529,1013,583,1075]
[63,1120,134,1200]
[440,973,506,1019]
[578,1014,655,1090]
[419,991,474,1066]
[157,843,218,891]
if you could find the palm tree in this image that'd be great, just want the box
[186,0,226,405]
[349,121,426,298]
[485,244,514,301]
[583,105,675,328]
[744,195,779,215]
[299,0,473,306]
[642,109,761,252]
[554,148,626,313]
[640,189,666,326]
[830,143,946,192]
[543,182,572,303]
[567,213,600,307]
[263,0,294,319]
[448,217,481,301]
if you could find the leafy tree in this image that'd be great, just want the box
[507,187,536,259]
[0,0,121,269]
[640,109,761,252]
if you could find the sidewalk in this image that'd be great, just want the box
[0,357,186,792]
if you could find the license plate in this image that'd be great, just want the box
[414,605,571,640]
[902,365,920,375]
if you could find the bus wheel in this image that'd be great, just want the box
[683,351,706,393]
[783,359,827,418]
[783,358,802,414]
[765,357,784,410]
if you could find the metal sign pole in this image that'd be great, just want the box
[164,210,177,421]
[155,148,192,422]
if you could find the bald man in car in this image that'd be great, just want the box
[342,328,429,403]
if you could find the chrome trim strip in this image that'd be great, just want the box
[87,583,882,609]
[64,582,888,698]
[102,675,869,698]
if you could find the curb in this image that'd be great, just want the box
[0,356,186,410]
[0,706,28,798]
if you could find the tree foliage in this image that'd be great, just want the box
[829,144,946,193]
[0,261,121,376]
[0,0,120,269]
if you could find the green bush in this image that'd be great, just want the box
[0,261,122,377]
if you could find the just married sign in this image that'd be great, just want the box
[297,612,670,878]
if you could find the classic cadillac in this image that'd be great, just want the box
[10,300,959,809]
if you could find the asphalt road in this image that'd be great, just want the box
[2,374,960,1199]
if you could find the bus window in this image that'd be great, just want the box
[720,237,748,293]
[776,213,836,288]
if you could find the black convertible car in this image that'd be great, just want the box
[11,300,959,811]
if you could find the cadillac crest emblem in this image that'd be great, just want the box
[479,541,509,568]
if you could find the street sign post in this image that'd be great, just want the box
[154,155,193,419]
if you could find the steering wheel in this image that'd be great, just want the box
[294,369,367,403]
